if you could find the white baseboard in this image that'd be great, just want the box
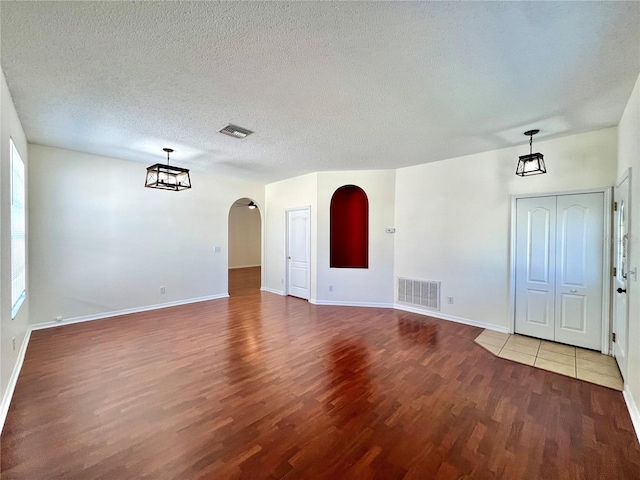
[310,299,394,308]
[228,264,261,270]
[393,303,511,333]
[31,294,229,331]
[261,287,285,296]
[0,329,32,434]
[623,386,640,444]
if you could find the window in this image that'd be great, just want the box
[330,184,368,268]
[10,138,26,318]
[617,200,627,282]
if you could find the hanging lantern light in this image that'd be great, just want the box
[516,129,546,177]
[145,148,191,191]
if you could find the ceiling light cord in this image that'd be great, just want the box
[163,147,174,166]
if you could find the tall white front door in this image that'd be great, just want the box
[515,193,604,350]
[613,172,630,380]
[287,207,311,300]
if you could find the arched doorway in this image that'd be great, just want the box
[228,198,262,296]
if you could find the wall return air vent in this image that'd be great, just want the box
[397,277,440,311]
[219,124,253,138]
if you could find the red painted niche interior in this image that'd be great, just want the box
[330,185,369,268]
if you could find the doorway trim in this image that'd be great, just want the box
[284,206,312,298]
[508,186,613,353]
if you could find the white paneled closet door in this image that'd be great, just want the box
[515,196,557,341]
[553,193,603,349]
[515,193,604,350]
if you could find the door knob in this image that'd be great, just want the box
[617,287,627,294]
[288,256,291,259]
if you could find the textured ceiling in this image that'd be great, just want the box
[1,1,639,183]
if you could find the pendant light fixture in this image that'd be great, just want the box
[516,129,546,177]
[248,201,257,209]
[145,148,192,191]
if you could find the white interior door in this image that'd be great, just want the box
[515,196,557,341]
[515,193,605,349]
[553,193,604,350]
[613,174,630,380]
[287,207,311,300]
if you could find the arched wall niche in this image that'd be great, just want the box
[330,184,369,268]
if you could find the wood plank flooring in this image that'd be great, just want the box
[2,287,640,478]
[229,267,261,297]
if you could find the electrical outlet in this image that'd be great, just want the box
[329,285,333,292]
[12,337,16,351]
[447,296,454,304]
[55,316,63,322]
[385,227,396,233]
[214,246,221,253]
[160,286,166,294]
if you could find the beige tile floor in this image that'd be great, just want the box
[475,329,623,391]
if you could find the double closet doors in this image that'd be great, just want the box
[514,193,604,350]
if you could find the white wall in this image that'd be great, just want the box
[264,172,317,296]
[264,170,395,305]
[315,170,395,305]
[0,70,30,410]
[394,128,618,330]
[617,72,640,428]
[28,144,264,323]
[228,201,261,268]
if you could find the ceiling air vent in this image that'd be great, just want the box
[219,124,253,138]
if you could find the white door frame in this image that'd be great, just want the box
[509,187,613,353]
[284,206,311,297]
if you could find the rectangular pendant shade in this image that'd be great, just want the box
[516,152,546,177]
[145,163,191,191]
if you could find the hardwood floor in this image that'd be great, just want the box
[2,290,639,479]
[229,266,261,297]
